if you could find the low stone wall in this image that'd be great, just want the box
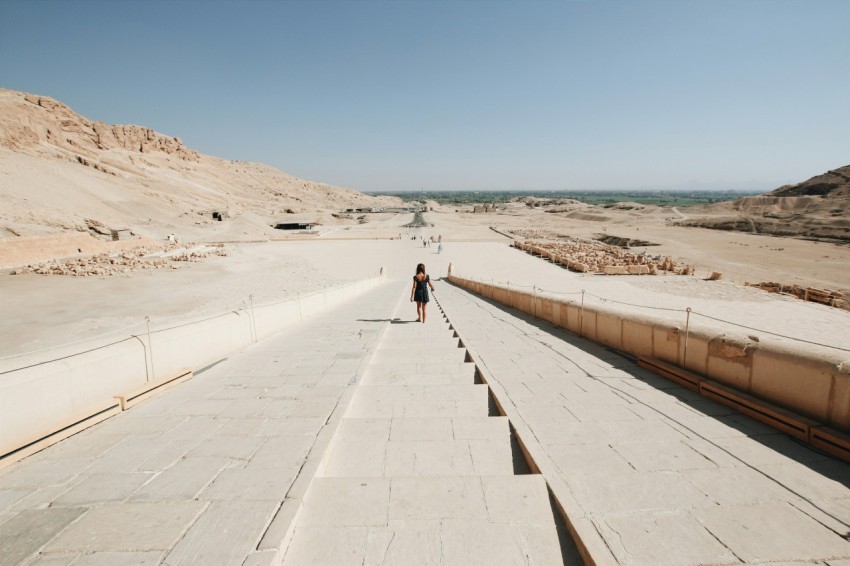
[0,232,156,269]
[448,275,850,433]
[0,274,389,459]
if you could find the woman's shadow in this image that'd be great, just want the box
[357,317,418,324]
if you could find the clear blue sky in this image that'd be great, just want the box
[1,0,848,191]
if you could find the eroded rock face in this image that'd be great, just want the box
[7,93,201,161]
[677,165,850,243]
[770,166,850,198]
[91,121,198,159]
[0,88,405,243]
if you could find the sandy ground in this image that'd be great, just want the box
[2,210,849,363]
[432,205,850,292]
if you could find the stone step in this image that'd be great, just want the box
[354,384,489,402]
[376,337,462,352]
[365,360,476,374]
[280,288,563,564]
[343,396,489,419]
[382,322,453,333]
[322,416,512,477]
[372,347,467,364]
[324,438,514,477]
[362,372,476,387]
[283,475,561,565]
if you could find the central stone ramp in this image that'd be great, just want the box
[282,288,564,565]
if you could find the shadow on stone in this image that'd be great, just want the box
[447,281,850,501]
[548,489,584,565]
[356,318,417,324]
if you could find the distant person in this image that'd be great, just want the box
[437,243,443,254]
[410,263,435,322]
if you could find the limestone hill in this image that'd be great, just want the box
[0,88,401,242]
[676,165,850,242]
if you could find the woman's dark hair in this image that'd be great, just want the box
[416,263,426,274]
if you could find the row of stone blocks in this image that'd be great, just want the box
[526,242,652,274]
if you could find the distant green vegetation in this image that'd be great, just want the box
[367,190,761,207]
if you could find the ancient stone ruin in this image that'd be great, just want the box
[9,244,228,277]
[746,281,848,310]
[510,233,692,276]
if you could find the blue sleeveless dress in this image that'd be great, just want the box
[413,274,430,303]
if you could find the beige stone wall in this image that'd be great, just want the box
[0,233,157,269]
[449,275,850,433]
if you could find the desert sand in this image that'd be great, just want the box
[1,88,848,362]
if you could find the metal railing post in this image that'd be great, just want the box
[683,307,692,368]
[145,316,156,382]
[533,285,538,318]
[579,290,585,338]
[131,334,150,383]
[297,292,303,322]
[249,294,257,342]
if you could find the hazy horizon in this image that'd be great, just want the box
[366,186,768,194]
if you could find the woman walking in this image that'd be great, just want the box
[410,263,435,322]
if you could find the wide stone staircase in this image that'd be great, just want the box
[282,287,568,564]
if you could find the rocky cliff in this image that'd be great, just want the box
[0,88,400,240]
[677,165,850,243]
[769,165,850,198]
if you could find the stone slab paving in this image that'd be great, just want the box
[5,274,847,565]
[0,282,402,565]
[436,281,850,565]
[282,288,574,565]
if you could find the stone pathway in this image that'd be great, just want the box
[0,283,401,565]
[2,276,849,565]
[282,288,573,565]
[436,281,850,565]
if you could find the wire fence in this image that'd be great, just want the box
[451,273,850,353]
[0,275,388,374]
[0,320,148,361]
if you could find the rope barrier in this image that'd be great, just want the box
[583,291,683,313]
[147,310,242,335]
[1,274,387,373]
[0,320,148,361]
[451,273,849,353]
[689,310,850,353]
[534,287,583,297]
[0,336,137,375]
[253,295,298,309]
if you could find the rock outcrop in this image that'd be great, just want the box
[0,88,402,243]
[770,166,850,198]
[676,165,850,243]
[4,93,200,161]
